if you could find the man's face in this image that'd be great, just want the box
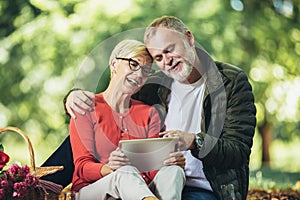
[146,28,195,83]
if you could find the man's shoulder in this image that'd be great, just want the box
[215,61,246,80]
[215,61,244,73]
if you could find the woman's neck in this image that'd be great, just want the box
[102,86,131,114]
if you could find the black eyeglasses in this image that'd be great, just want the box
[116,57,155,77]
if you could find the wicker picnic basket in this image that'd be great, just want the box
[0,126,65,199]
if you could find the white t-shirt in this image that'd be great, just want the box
[165,75,213,191]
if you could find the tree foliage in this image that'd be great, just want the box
[0,0,299,166]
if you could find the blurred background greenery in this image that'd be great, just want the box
[0,0,299,189]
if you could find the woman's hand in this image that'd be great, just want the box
[107,148,131,171]
[65,90,95,118]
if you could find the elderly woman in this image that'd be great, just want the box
[69,40,185,200]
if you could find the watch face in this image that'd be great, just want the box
[196,133,204,149]
[197,138,203,145]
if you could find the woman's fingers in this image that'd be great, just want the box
[108,149,130,170]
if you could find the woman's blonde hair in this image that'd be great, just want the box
[109,39,153,64]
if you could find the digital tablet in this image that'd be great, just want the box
[119,137,178,172]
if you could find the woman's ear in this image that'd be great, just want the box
[185,30,195,46]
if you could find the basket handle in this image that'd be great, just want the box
[0,126,36,172]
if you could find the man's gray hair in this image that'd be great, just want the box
[144,16,188,44]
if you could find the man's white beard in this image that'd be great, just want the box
[170,61,193,83]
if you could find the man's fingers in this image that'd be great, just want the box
[169,151,184,157]
[78,95,94,108]
[66,106,77,119]
[164,158,186,169]
[80,90,95,106]
[72,96,92,111]
[65,90,95,117]
[159,131,167,137]
[83,91,96,99]
[159,130,174,137]
[167,156,185,163]
[70,102,86,115]
[178,161,186,169]
[163,157,176,165]
[159,130,178,138]
[66,100,85,118]
[164,151,185,166]
[178,141,188,151]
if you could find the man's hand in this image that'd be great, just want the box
[160,130,195,151]
[65,90,95,119]
[163,151,186,169]
[107,148,131,171]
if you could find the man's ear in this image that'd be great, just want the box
[185,30,195,46]
[110,59,117,73]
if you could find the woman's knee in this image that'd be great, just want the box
[158,165,185,182]
[115,165,139,174]
[173,166,185,180]
[162,165,184,175]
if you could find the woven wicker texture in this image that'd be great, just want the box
[0,126,64,178]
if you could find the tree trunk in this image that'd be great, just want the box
[258,121,272,166]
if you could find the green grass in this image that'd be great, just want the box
[249,134,300,190]
[250,166,300,190]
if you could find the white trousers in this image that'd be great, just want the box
[77,165,185,200]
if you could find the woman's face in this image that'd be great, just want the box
[112,55,152,95]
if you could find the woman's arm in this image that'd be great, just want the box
[69,112,104,182]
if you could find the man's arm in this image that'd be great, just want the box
[64,66,111,118]
[200,70,256,168]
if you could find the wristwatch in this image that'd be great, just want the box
[193,132,204,150]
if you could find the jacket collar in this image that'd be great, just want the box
[196,47,224,94]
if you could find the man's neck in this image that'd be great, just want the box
[185,67,202,84]
[184,52,203,84]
